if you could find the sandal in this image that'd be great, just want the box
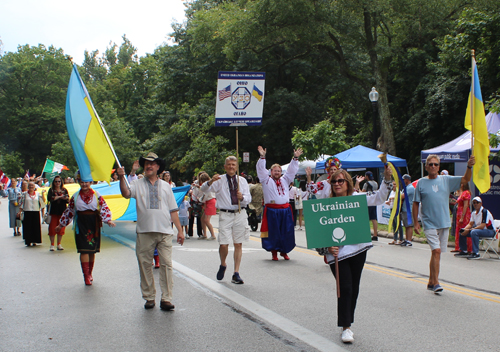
[388,240,396,245]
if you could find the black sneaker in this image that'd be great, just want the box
[371,236,378,241]
[467,253,481,260]
[231,272,244,284]
[216,265,226,280]
[454,251,468,257]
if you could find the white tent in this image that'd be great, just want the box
[281,155,331,175]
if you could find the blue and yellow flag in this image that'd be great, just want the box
[252,84,263,102]
[464,57,490,193]
[66,64,115,183]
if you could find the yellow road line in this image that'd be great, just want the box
[250,236,500,304]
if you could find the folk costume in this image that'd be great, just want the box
[59,189,112,253]
[59,187,112,285]
[19,190,46,246]
[307,157,342,199]
[257,155,299,260]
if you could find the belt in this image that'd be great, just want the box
[220,209,237,213]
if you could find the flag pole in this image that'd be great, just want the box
[470,49,475,153]
[41,158,48,179]
[75,67,130,189]
[236,126,241,212]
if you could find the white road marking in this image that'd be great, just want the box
[173,260,348,352]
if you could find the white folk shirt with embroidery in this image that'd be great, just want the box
[257,157,299,205]
[200,174,251,210]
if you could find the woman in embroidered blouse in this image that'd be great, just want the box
[320,167,391,344]
[55,174,115,285]
[19,182,46,246]
[47,176,69,251]
[7,179,22,236]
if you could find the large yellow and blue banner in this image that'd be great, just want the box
[66,64,115,183]
[464,58,490,193]
[41,183,190,221]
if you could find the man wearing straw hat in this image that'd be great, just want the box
[257,146,303,261]
[200,156,251,284]
[118,152,184,311]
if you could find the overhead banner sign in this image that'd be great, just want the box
[303,195,371,248]
[215,71,265,127]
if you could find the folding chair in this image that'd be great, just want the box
[479,219,500,259]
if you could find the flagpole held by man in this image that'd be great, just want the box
[465,50,490,194]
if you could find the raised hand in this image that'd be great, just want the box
[294,148,303,158]
[258,146,266,157]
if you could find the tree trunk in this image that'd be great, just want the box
[364,9,396,155]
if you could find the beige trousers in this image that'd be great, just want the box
[136,232,173,302]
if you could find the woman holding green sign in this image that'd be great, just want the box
[321,166,392,344]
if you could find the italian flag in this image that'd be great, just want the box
[42,159,69,174]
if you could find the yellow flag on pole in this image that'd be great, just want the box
[464,57,490,193]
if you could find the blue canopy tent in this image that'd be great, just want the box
[316,145,407,170]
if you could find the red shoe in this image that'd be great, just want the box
[89,261,94,282]
[280,252,290,260]
[154,255,160,268]
[81,262,92,285]
[271,250,278,261]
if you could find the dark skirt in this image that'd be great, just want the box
[75,210,101,254]
[23,211,42,245]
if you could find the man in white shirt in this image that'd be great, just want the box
[257,146,303,261]
[118,152,184,311]
[454,196,495,260]
[201,156,251,284]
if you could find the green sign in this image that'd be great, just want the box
[303,194,371,248]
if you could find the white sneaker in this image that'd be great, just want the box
[57,244,64,250]
[341,328,354,343]
[50,245,55,251]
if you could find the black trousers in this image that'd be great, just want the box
[188,215,202,237]
[329,250,367,327]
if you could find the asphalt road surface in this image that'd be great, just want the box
[1,200,500,352]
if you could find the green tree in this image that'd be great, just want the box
[291,120,350,161]
[0,44,72,172]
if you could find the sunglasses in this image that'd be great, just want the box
[472,201,480,204]
[331,179,346,185]
[428,163,439,167]
[53,180,61,183]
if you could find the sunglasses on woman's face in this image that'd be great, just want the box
[428,163,439,167]
[472,201,480,204]
[331,179,346,185]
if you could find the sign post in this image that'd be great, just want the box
[215,71,265,211]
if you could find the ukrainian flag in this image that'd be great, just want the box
[464,57,490,193]
[66,64,115,183]
[252,84,263,102]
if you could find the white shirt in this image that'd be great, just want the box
[129,178,178,234]
[471,206,494,229]
[257,157,299,205]
[200,174,251,210]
